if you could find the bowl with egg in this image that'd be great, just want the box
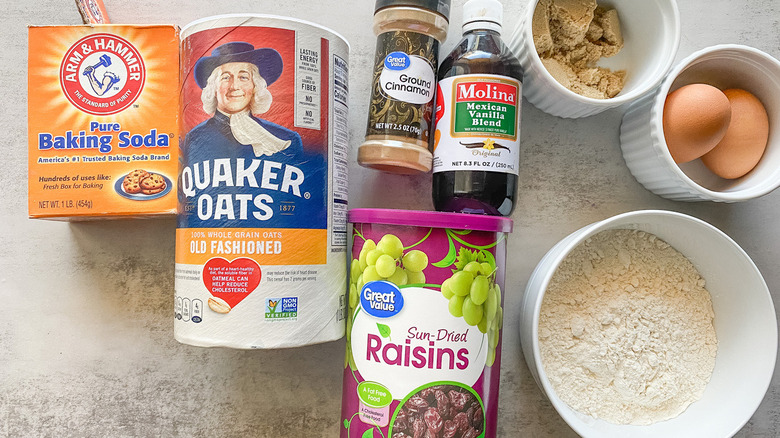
[508,0,681,118]
[620,44,780,201]
[520,210,777,437]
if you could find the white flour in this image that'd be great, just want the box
[538,229,717,425]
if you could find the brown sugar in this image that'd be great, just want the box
[533,0,626,99]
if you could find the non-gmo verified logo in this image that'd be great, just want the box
[59,33,146,116]
[265,297,298,320]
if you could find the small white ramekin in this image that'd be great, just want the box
[620,44,780,202]
[508,0,681,118]
[520,210,777,438]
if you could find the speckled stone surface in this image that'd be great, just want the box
[3,0,779,436]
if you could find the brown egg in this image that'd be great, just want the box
[701,89,769,179]
[663,84,732,163]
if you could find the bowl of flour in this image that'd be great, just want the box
[520,210,777,437]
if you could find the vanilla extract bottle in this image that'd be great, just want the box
[432,0,522,216]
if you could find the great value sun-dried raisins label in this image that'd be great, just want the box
[341,220,509,438]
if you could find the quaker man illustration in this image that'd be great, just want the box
[185,41,302,163]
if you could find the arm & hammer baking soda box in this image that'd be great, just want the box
[28,25,179,219]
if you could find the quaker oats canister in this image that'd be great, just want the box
[341,209,512,438]
[175,15,350,349]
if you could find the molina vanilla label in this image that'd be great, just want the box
[432,74,521,175]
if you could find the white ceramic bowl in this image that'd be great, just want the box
[508,0,680,118]
[520,210,777,438]
[620,45,780,201]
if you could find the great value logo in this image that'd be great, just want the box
[360,281,404,318]
[60,33,146,115]
[383,52,410,70]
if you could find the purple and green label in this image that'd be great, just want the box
[341,221,508,438]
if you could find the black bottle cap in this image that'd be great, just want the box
[374,0,451,21]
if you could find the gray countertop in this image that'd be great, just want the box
[3,0,778,436]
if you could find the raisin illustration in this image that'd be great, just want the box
[412,418,426,438]
[424,407,443,433]
[392,385,485,438]
[472,405,483,429]
[462,427,480,438]
[442,420,458,438]
[394,410,409,432]
[407,395,429,413]
[449,390,468,411]
[454,412,469,432]
[434,389,451,418]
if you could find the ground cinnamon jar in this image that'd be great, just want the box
[357,0,451,174]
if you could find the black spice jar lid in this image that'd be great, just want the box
[374,0,451,21]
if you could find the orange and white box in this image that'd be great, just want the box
[28,25,179,219]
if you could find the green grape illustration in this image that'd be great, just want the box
[352,234,429,290]
[347,233,502,369]
[439,247,503,366]
[345,234,430,369]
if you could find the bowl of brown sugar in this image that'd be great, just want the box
[508,0,681,118]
